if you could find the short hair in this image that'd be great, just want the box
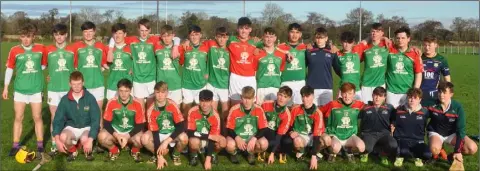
[111,23,127,34]
[371,23,383,31]
[394,26,411,37]
[278,86,293,98]
[154,81,168,92]
[288,23,302,32]
[80,21,96,31]
[300,86,314,97]
[264,27,276,36]
[340,31,355,43]
[199,89,214,101]
[423,34,438,44]
[19,23,37,35]
[438,81,454,93]
[138,18,151,29]
[215,27,228,36]
[237,17,252,27]
[160,25,174,35]
[406,88,423,99]
[69,71,84,82]
[340,82,356,93]
[315,27,328,37]
[52,23,68,35]
[241,86,255,99]
[188,25,202,34]
[117,78,133,89]
[372,87,387,96]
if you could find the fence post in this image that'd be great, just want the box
[464,46,467,55]
[450,44,452,54]
[457,45,460,54]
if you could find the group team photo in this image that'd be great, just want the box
[1,1,479,171]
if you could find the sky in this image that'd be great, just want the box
[1,1,479,29]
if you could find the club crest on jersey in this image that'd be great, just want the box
[366,111,373,114]
[416,115,423,120]
[449,118,456,122]
[400,115,406,119]
[434,63,439,68]
[162,57,174,70]
[187,54,201,71]
[23,54,38,74]
[325,53,331,58]
[84,106,90,112]
[382,110,389,114]
[265,64,279,76]
[237,51,250,64]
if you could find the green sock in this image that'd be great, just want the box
[173,151,180,156]
[191,152,198,158]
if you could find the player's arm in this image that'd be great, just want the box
[52,98,67,137]
[332,53,341,77]
[167,107,186,142]
[226,107,239,139]
[442,58,451,82]
[310,109,325,156]
[205,113,221,157]
[412,53,423,88]
[41,46,48,69]
[102,100,116,135]
[3,48,18,99]
[171,36,181,59]
[254,107,268,138]
[107,37,115,63]
[101,44,109,70]
[454,105,466,153]
[268,109,291,153]
[88,96,101,140]
[130,102,146,137]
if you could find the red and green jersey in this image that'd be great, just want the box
[187,106,221,136]
[154,43,182,91]
[356,41,390,87]
[289,104,325,136]
[72,41,107,89]
[261,101,291,135]
[226,104,267,140]
[254,49,286,88]
[321,99,364,140]
[104,96,144,133]
[147,99,183,134]
[277,43,307,82]
[107,45,133,91]
[126,36,158,83]
[204,40,230,89]
[227,36,258,76]
[386,47,423,94]
[6,44,46,94]
[44,45,76,92]
[334,51,361,91]
[179,43,209,90]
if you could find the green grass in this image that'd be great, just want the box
[1,42,478,170]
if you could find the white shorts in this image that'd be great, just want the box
[14,92,42,104]
[133,81,155,99]
[337,90,362,100]
[386,91,407,108]
[281,80,305,106]
[314,89,333,106]
[47,91,67,106]
[206,83,229,103]
[106,89,117,100]
[169,89,183,105]
[428,132,456,145]
[159,133,176,148]
[361,85,385,103]
[64,126,91,144]
[331,134,357,147]
[299,134,313,147]
[256,87,278,104]
[182,86,207,104]
[87,87,105,102]
[229,73,256,101]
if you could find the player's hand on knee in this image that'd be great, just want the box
[290,131,298,139]
[83,138,93,153]
[57,141,67,153]
[247,137,257,152]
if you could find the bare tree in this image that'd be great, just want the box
[261,2,285,26]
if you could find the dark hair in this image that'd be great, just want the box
[52,23,68,35]
[117,78,133,89]
[264,27,276,35]
[372,87,387,96]
[160,25,174,35]
[278,86,293,97]
[188,25,202,34]
[423,34,438,43]
[438,81,454,93]
[371,23,383,31]
[406,88,422,99]
[237,17,252,27]
[199,89,214,101]
[111,23,127,34]
[80,21,96,31]
[215,27,228,36]
[19,23,37,35]
[300,85,314,96]
[340,31,355,43]
[394,26,411,37]
[138,18,151,29]
[69,71,84,82]
[288,23,302,32]
[315,27,328,37]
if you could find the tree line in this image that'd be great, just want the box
[1,3,478,45]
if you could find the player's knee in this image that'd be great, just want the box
[226,140,236,152]
[219,137,227,148]
[14,114,24,122]
[141,133,152,146]
[422,151,432,160]
[331,142,341,154]
[259,139,268,150]
[399,147,411,157]
[60,132,69,142]
[189,138,200,149]
[178,133,188,145]
[293,137,304,147]
[321,135,332,146]
[430,145,442,155]
[355,141,365,153]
